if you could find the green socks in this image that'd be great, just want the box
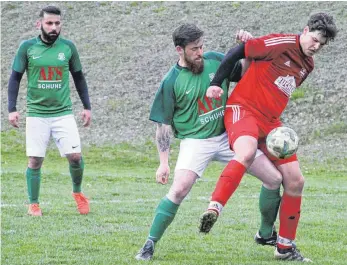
[259,185,281,238]
[26,168,41,203]
[69,158,84,193]
[148,197,179,242]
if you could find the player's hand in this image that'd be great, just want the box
[206,86,223,98]
[81,109,91,127]
[156,164,170,185]
[9,112,19,128]
[236,29,254,43]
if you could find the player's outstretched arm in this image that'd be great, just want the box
[8,70,23,128]
[155,123,172,185]
[211,43,247,88]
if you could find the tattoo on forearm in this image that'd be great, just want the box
[156,124,171,152]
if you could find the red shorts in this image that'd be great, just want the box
[224,105,297,166]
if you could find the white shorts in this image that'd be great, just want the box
[26,114,81,157]
[175,132,263,177]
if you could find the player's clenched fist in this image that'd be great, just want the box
[236,29,254,43]
[9,111,19,128]
[156,164,170,185]
[206,86,224,98]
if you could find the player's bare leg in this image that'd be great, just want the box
[199,136,258,233]
[136,169,198,260]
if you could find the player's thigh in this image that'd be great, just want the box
[167,169,198,203]
[215,132,264,171]
[248,154,282,189]
[277,161,305,195]
[175,137,218,178]
[224,105,259,152]
[26,117,51,157]
[51,115,81,157]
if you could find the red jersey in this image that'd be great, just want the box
[227,34,314,121]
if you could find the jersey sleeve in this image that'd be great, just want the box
[65,40,82,73]
[149,72,176,125]
[205,51,242,82]
[245,34,298,60]
[12,41,29,73]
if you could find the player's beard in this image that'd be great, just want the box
[41,25,60,43]
[184,53,204,74]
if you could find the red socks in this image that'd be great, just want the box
[211,160,246,206]
[278,192,302,249]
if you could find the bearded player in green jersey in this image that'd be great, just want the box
[7,6,91,216]
[135,24,283,261]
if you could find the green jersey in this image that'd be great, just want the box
[12,36,82,117]
[149,51,241,139]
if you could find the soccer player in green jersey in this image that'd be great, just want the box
[7,6,91,216]
[135,24,283,261]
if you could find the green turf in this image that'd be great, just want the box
[1,130,347,265]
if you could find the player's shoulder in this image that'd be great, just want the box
[260,33,298,44]
[58,37,77,48]
[18,37,38,50]
[161,64,181,88]
[203,51,224,62]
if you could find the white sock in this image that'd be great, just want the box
[208,201,223,215]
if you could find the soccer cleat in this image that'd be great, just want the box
[199,210,218,233]
[135,239,155,261]
[72,192,90,214]
[275,246,312,262]
[28,203,42,216]
[254,228,278,246]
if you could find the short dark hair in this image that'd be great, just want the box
[172,24,204,48]
[39,6,61,18]
[307,12,337,42]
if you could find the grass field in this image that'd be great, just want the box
[1,130,347,265]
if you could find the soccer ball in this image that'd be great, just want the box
[266,127,299,159]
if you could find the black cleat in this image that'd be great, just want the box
[254,230,278,246]
[135,239,155,261]
[274,246,312,262]
[199,210,218,234]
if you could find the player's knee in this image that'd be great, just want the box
[67,153,82,165]
[286,174,305,194]
[167,187,189,204]
[28,157,43,169]
[273,171,283,186]
[235,151,256,167]
[267,171,283,189]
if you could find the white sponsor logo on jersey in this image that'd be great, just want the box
[284,60,291,67]
[274,75,296,97]
[186,86,194,94]
[58,53,66,61]
[299,68,307,78]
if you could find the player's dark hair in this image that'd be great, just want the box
[172,24,204,48]
[307,12,337,42]
[39,6,61,17]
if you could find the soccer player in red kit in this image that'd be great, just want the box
[199,13,337,262]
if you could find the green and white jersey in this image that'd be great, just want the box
[12,36,82,117]
[149,51,241,139]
